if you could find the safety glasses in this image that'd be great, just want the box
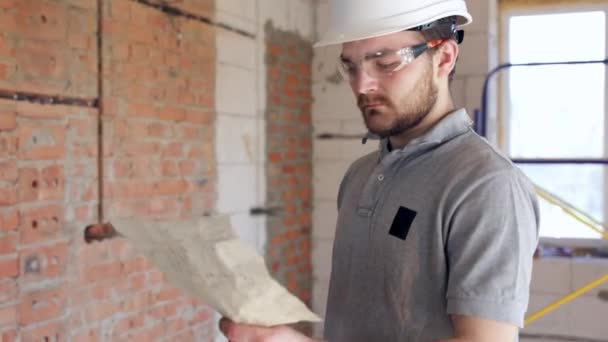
[338,39,445,81]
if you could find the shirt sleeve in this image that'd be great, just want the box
[445,169,540,327]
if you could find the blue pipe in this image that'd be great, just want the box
[480,59,608,137]
[512,158,608,165]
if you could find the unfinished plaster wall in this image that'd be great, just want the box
[213,0,317,341]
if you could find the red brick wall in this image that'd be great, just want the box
[0,0,217,340]
[264,21,314,316]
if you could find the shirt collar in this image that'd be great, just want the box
[373,108,473,159]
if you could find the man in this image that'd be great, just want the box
[220,0,539,341]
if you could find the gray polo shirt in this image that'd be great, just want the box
[323,109,540,342]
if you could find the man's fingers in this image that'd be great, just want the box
[218,318,311,342]
[218,318,235,337]
[218,317,267,341]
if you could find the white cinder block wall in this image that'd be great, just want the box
[312,0,608,340]
[214,1,316,341]
[522,258,608,341]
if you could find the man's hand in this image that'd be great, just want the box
[219,318,321,342]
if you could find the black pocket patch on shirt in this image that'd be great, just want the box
[389,206,417,240]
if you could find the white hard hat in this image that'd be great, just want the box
[314,0,473,47]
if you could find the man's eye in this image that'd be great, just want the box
[374,56,401,71]
[341,61,357,74]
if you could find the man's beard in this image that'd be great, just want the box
[358,65,438,138]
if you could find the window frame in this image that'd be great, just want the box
[499,2,608,248]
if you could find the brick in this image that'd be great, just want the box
[185,110,212,124]
[149,301,179,319]
[153,180,188,195]
[15,0,68,40]
[0,234,16,255]
[20,319,67,341]
[179,160,196,176]
[155,287,181,302]
[0,280,17,305]
[161,161,178,177]
[0,6,17,33]
[19,205,63,244]
[83,261,123,282]
[0,112,15,131]
[0,211,18,232]
[112,313,145,336]
[121,290,153,312]
[0,329,17,342]
[40,165,64,199]
[112,160,131,178]
[161,142,183,157]
[17,123,66,160]
[0,161,17,181]
[17,166,64,203]
[0,305,17,326]
[122,142,160,156]
[89,284,112,302]
[0,186,16,207]
[0,62,9,82]
[131,158,159,178]
[69,117,96,137]
[19,288,66,325]
[0,257,18,278]
[129,273,146,289]
[122,324,164,342]
[0,35,11,56]
[20,241,68,281]
[0,133,17,158]
[110,42,129,62]
[15,40,65,80]
[85,301,118,321]
[67,31,89,49]
[157,106,186,122]
[71,329,99,342]
[146,122,167,138]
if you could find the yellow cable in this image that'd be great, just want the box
[525,273,608,325]
[535,186,603,226]
[534,186,608,240]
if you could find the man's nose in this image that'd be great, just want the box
[350,67,379,95]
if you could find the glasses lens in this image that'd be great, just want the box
[337,46,420,81]
[366,52,406,78]
[338,60,356,81]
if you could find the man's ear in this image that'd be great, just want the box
[434,40,459,80]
